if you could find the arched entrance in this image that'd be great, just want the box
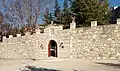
[48,40,57,57]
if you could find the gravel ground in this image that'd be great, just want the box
[0,58,120,71]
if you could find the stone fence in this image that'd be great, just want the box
[69,18,120,60]
[0,18,120,60]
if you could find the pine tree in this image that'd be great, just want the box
[49,12,53,23]
[55,0,72,27]
[70,0,110,27]
[63,0,68,11]
[62,0,72,27]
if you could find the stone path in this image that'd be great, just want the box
[0,58,120,71]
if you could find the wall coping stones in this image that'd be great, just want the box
[25,32,30,36]
[9,35,13,38]
[17,34,21,37]
[117,18,120,25]
[91,21,97,27]
[3,36,6,39]
[70,20,76,29]
[35,29,41,34]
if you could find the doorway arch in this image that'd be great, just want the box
[48,40,57,57]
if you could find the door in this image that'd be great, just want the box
[48,40,57,57]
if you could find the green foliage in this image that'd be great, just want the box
[53,0,72,28]
[63,0,68,11]
[70,0,110,27]
[62,0,72,26]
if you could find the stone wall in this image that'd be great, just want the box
[0,24,70,59]
[70,24,120,60]
[1,21,120,60]
[56,29,70,58]
[0,33,49,59]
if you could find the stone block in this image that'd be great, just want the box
[70,21,76,29]
[17,34,21,37]
[103,57,107,59]
[117,18,120,25]
[110,57,116,59]
[60,26,63,30]
[9,35,13,38]
[35,29,41,34]
[89,57,92,59]
[25,32,30,36]
[70,56,73,58]
[91,21,97,27]
[3,36,6,39]
[51,21,53,24]
[82,57,85,59]
[97,57,101,60]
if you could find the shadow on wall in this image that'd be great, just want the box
[95,62,120,69]
[20,65,60,71]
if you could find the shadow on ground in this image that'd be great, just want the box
[95,62,120,69]
[21,65,60,71]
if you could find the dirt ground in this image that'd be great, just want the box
[0,58,120,71]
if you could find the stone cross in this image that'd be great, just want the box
[51,21,53,24]
[72,16,75,23]
[70,16,76,29]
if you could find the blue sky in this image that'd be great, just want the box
[58,0,120,7]
[0,0,120,24]
[109,0,120,6]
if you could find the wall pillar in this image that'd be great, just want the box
[9,35,13,38]
[25,32,30,36]
[3,36,6,42]
[91,21,97,27]
[70,20,76,29]
[117,18,120,25]
[35,29,41,34]
[51,21,53,24]
[70,20,76,58]
[17,34,21,37]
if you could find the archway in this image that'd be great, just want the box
[48,40,57,57]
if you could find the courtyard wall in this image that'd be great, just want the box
[0,21,120,60]
[70,24,120,60]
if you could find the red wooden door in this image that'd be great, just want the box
[48,40,57,57]
[48,42,50,57]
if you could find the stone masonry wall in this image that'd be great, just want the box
[1,22,120,60]
[0,33,49,59]
[56,29,70,58]
[0,25,70,59]
[70,24,120,60]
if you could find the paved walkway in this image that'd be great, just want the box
[0,58,120,71]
